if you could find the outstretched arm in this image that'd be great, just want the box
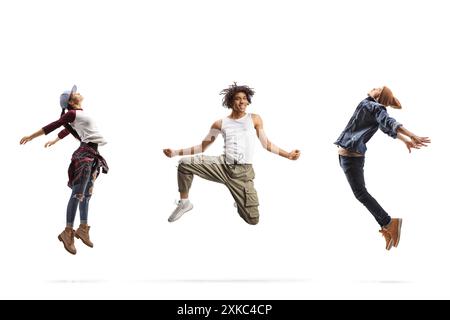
[20,111,75,146]
[371,103,431,151]
[397,126,431,147]
[45,129,70,148]
[163,120,221,158]
[20,129,45,145]
[45,136,61,148]
[397,133,419,153]
[253,114,300,160]
[396,127,430,153]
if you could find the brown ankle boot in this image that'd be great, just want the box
[75,224,94,248]
[379,228,393,250]
[58,227,77,255]
[384,218,402,248]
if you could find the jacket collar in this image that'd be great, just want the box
[366,95,376,102]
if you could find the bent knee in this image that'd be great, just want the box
[177,159,191,172]
[239,207,259,225]
[73,193,85,201]
[246,217,259,225]
[353,188,369,200]
[178,156,196,166]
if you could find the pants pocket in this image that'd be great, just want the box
[245,187,259,207]
[244,185,259,218]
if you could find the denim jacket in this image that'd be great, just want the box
[334,96,402,155]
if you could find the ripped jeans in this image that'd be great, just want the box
[66,164,98,227]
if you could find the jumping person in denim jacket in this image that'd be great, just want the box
[20,85,108,255]
[335,86,430,250]
[163,83,300,225]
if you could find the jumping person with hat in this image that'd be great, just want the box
[20,85,108,255]
[335,86,430,250]
[163,83,300,225]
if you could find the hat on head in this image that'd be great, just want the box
[60,85,77,109]
[378,86,401,109]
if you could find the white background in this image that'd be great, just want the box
[1,0,449,299]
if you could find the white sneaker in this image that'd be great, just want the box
[168,200,193,222]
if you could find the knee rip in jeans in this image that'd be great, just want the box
[73,193,85,201]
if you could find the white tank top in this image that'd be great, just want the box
[221,113,256,164]
[72,110,107,146]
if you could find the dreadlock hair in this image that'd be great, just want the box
[60,99,81,141]
[220,82,255,109]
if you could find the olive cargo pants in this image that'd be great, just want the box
[178,155,259,225]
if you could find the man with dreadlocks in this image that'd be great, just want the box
[163,83,300,225]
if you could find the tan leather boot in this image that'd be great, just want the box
[384,218,402,248]
[379,228,393,250]
[75,224,93,248]
[58,227,77,255]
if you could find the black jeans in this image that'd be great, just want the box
[339,155,391,227]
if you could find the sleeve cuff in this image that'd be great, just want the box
[57,129,70,139]
[391,122,403,138]
[42,126,51,135]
